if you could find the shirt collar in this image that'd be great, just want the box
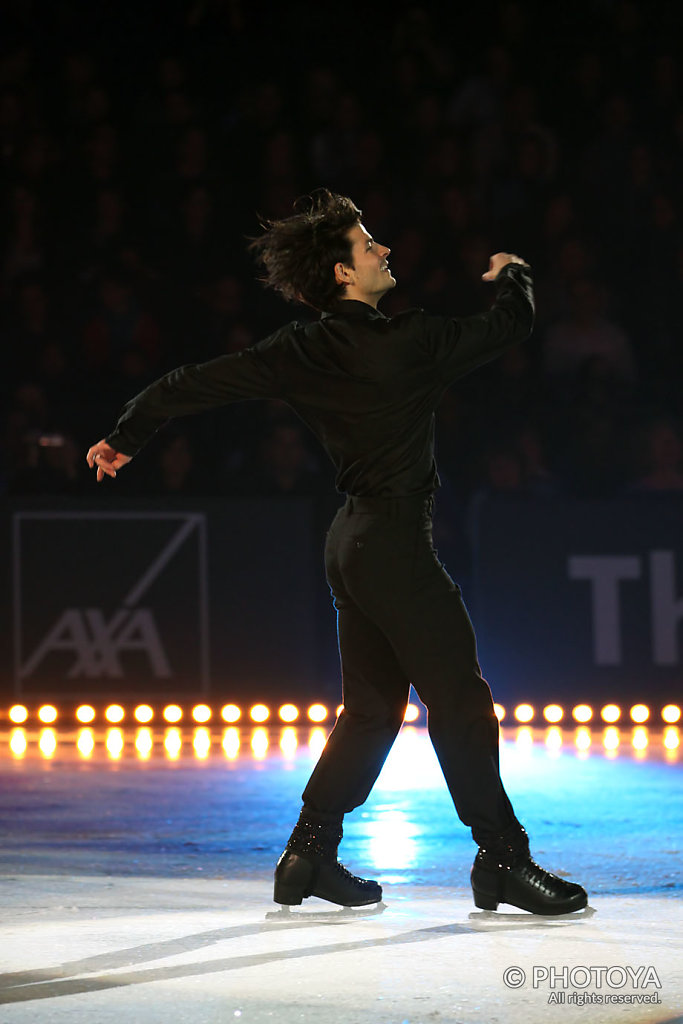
[321,300,389,321]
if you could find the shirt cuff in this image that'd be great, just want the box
[104,432,138,458]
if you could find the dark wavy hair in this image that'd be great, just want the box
[249,189,362,311]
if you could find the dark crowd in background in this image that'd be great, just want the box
[2,0,683,531]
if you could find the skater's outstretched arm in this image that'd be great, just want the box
[419,252,535,383]
[85,327,287,482]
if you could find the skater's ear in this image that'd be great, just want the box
[334,261,354,285]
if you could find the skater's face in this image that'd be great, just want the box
[334,222,395,307]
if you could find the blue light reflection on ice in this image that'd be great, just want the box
[364,807,421,871]
[373,726,443,791]
[353,729,436,872]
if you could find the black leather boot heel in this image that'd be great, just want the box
[273,850,315,905]
[274,809,382,907]
[472,888,499,911]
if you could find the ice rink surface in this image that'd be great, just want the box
[0,724,681,1023]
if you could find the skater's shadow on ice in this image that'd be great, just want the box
[0,904,595,1005]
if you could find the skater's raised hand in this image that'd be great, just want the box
[86,439,132,482]
[482,252,529,282]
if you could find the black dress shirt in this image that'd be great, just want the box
[105,263,534,497]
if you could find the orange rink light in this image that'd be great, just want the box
[222,727,240,758]
[280,726,298,757]
[193,727,211,758]
[251,727,269,758]
[575,726,591,751]
[77,728,95,758]
[135,728,153,759]
[603,726,620,750]
[279,704,299,723]
[10,728,27,757]
[514,703,534,723]
[632,726,648,751]
[106,728,124,758]
[545,726,562,751]
[543,704,564,723]
[601,704,621,723]
[309,726,327,757]
[4,698,676,738]
[250,704,270,723]
[39,728,57,758]
[663,727,680,750]
[164,728,182,759]
[404,703,420,723]
[515,725,533,746]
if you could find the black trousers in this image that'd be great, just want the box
[302,494,520,845]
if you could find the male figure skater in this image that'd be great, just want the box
[87,190,588,915]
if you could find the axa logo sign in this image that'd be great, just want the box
[13,512,209,692]
[21,608,171,678]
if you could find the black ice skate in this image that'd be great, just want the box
[274,809,382,907]
[471,824,588,915]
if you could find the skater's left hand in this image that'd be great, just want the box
[482,253,529,282]
[86,440,132,482]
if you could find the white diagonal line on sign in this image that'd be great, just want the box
[122,518,197,608]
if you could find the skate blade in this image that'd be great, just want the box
[265,900,386,922]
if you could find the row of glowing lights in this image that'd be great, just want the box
[6,724,680,761]
[7,725,325,761]
[4,701,682,727]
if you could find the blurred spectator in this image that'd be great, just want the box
[80,269,162,389]
[310,93,363,183]
[3,186,45,285]
[143,431,207,495]
[0,0,680,509]
[543,279,636,384]
[5,278,76,418]
[226,421,326,497]
[515,425,562,497]
[560,408,628,498]
[478,445,525,493]
[3,383,83,494]
[195,274,254,356]
[158,185,224,286]
[465,442,528,544]
[449,44,513,133]
[628,418,683,492]
[9,431,83,495]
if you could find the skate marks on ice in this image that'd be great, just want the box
[0,900,595,1005]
